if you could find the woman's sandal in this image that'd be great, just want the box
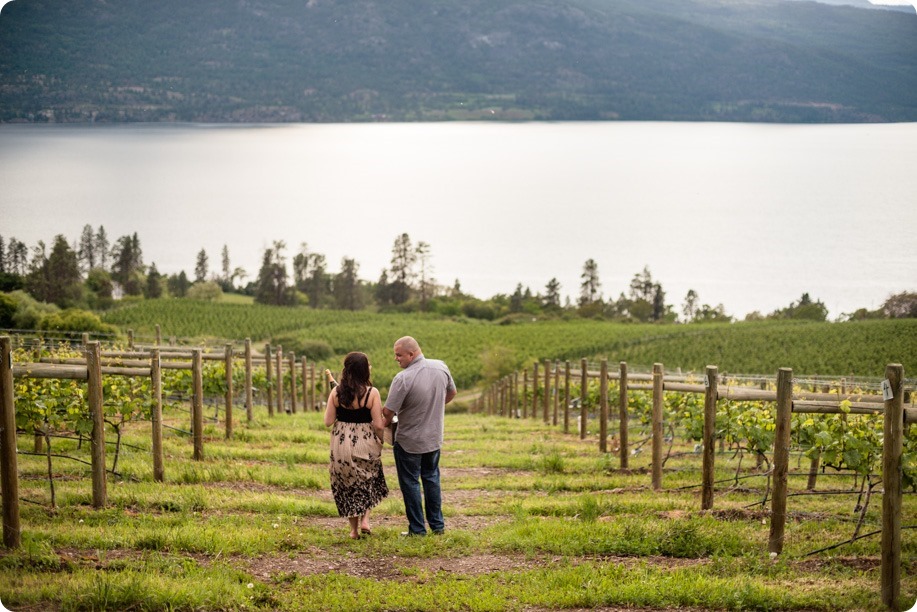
[360,528,372,536]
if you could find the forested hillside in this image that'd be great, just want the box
[1,0,915,123]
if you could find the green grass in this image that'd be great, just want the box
[2,408,914,611]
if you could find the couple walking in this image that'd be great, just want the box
[323,336,456,539]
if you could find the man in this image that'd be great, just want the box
[382,336,456,536]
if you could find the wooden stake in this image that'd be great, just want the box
[768,368,793,554]
[151,348,164,483]
[881,363,903,609]
[702,365,718,510]
[0,337,21,547]
[224,344,233,439]
[192,349,203,461]
[244,339,253,422]
[580,358,588,440]
[87,341,107,508]
[652,363,663,491]
[619,362,629,469]
[599,359,608,453]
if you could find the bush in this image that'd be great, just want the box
[0,292,16,328]
[271,334,334,361]
[38,308,118,338]
[186,281,223,302]
[7,290,59,329]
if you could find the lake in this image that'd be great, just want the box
[1,121,915,320]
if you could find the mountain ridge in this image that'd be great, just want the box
[1,0,915,123]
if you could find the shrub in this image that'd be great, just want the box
[38,308,118,337]
[186,281,223,302]
[271,334,334,361]
[0,292,17,328]
[7,290,59,329]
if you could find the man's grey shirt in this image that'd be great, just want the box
[385,355,456,454]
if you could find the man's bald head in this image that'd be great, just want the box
[393,336,422,369]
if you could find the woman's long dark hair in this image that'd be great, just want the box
[337,352,372,408]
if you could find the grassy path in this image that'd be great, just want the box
[1,408,914,610]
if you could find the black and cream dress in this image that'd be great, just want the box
[329,388,388,518]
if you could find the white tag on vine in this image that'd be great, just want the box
[703,375,710,388]
[881,379,894,401]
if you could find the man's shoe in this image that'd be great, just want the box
[432,529,445,535]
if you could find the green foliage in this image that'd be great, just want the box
[0,291,16,327]
[6,290,59,329]
[185,280,223,302]
[100,301,917,390]
[270,333,334,361]
[37,308,118,337]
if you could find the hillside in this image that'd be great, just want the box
[98,300,917,388]
[1,0,916,123]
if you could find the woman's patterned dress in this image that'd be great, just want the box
[329,388,388,517]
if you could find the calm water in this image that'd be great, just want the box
[1,121,915,319]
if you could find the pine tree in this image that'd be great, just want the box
[389,233,416,305]
[194,248,209,283]
[78,224,96,271]
[334,257,361,310]
[544,278,561,310]
[579,259,601,306]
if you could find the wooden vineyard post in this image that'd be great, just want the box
[580,358,588,440]
[599,359,609,453]
[619,361,629,469]
[151,348,164,483]
[807,453,821,490]
[300,355,309,412]
[127,329,134,349]
[288,352,297,414]
[881,363,904,610]
[309,363,316,411]
[563,361,571,433]
[543,359,551,424]
[264,344,274,417]
[275,345,284,414]
[224,344,233,439]
[191,349,204,461]
[768,368,793,555]
[87,341,107,508]
[651,363,664,491]
[522,369,529,419]
[1,336,22,548]
[532,362,539,421]
[701,365,718,511]
[244,339,253,422]
[155,324,162,346]
[552,360,560,425]
[512,371,519,418]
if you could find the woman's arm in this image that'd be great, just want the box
[323,388,338,427]
[369,388,385,435]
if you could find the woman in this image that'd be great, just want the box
[323,352,388,539]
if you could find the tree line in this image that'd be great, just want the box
[1,227,915,335]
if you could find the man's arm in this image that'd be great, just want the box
[445,389,457,405]
[382,406,396,427]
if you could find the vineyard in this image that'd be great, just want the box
[1,310,916,610]
[98,299,917,389]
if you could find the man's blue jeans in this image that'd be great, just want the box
[393,442,444,535]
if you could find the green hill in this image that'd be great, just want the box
[1,0,916,123]
[99,300,917,388]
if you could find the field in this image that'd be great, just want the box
[3,303,915,610]
[2,402,915,611]
[99,300,917,389]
